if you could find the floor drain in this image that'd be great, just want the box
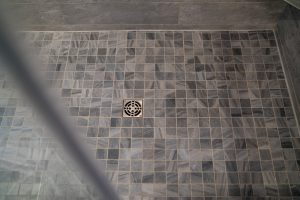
[123,99,143,118]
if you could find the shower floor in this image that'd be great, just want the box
[1,30,299,200]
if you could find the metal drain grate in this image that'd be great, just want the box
[123,99,143,118]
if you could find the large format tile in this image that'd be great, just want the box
[10,3,179,26]
[179,2,286,28]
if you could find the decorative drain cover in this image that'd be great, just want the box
[123,99,143,118]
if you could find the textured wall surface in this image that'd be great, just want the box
[276,5,300,129]
[4,0,287,30]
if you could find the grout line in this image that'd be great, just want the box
[18,29,275,33]
[12,1,284,4]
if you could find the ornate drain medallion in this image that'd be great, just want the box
[123,99,143,118]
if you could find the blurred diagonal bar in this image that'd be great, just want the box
[284,0,300,9]
[0,18,120,200]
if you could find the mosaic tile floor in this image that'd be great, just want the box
[0,31,300,200]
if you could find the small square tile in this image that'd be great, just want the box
[108,149,119,159]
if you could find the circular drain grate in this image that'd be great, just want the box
[123,100,142,117]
